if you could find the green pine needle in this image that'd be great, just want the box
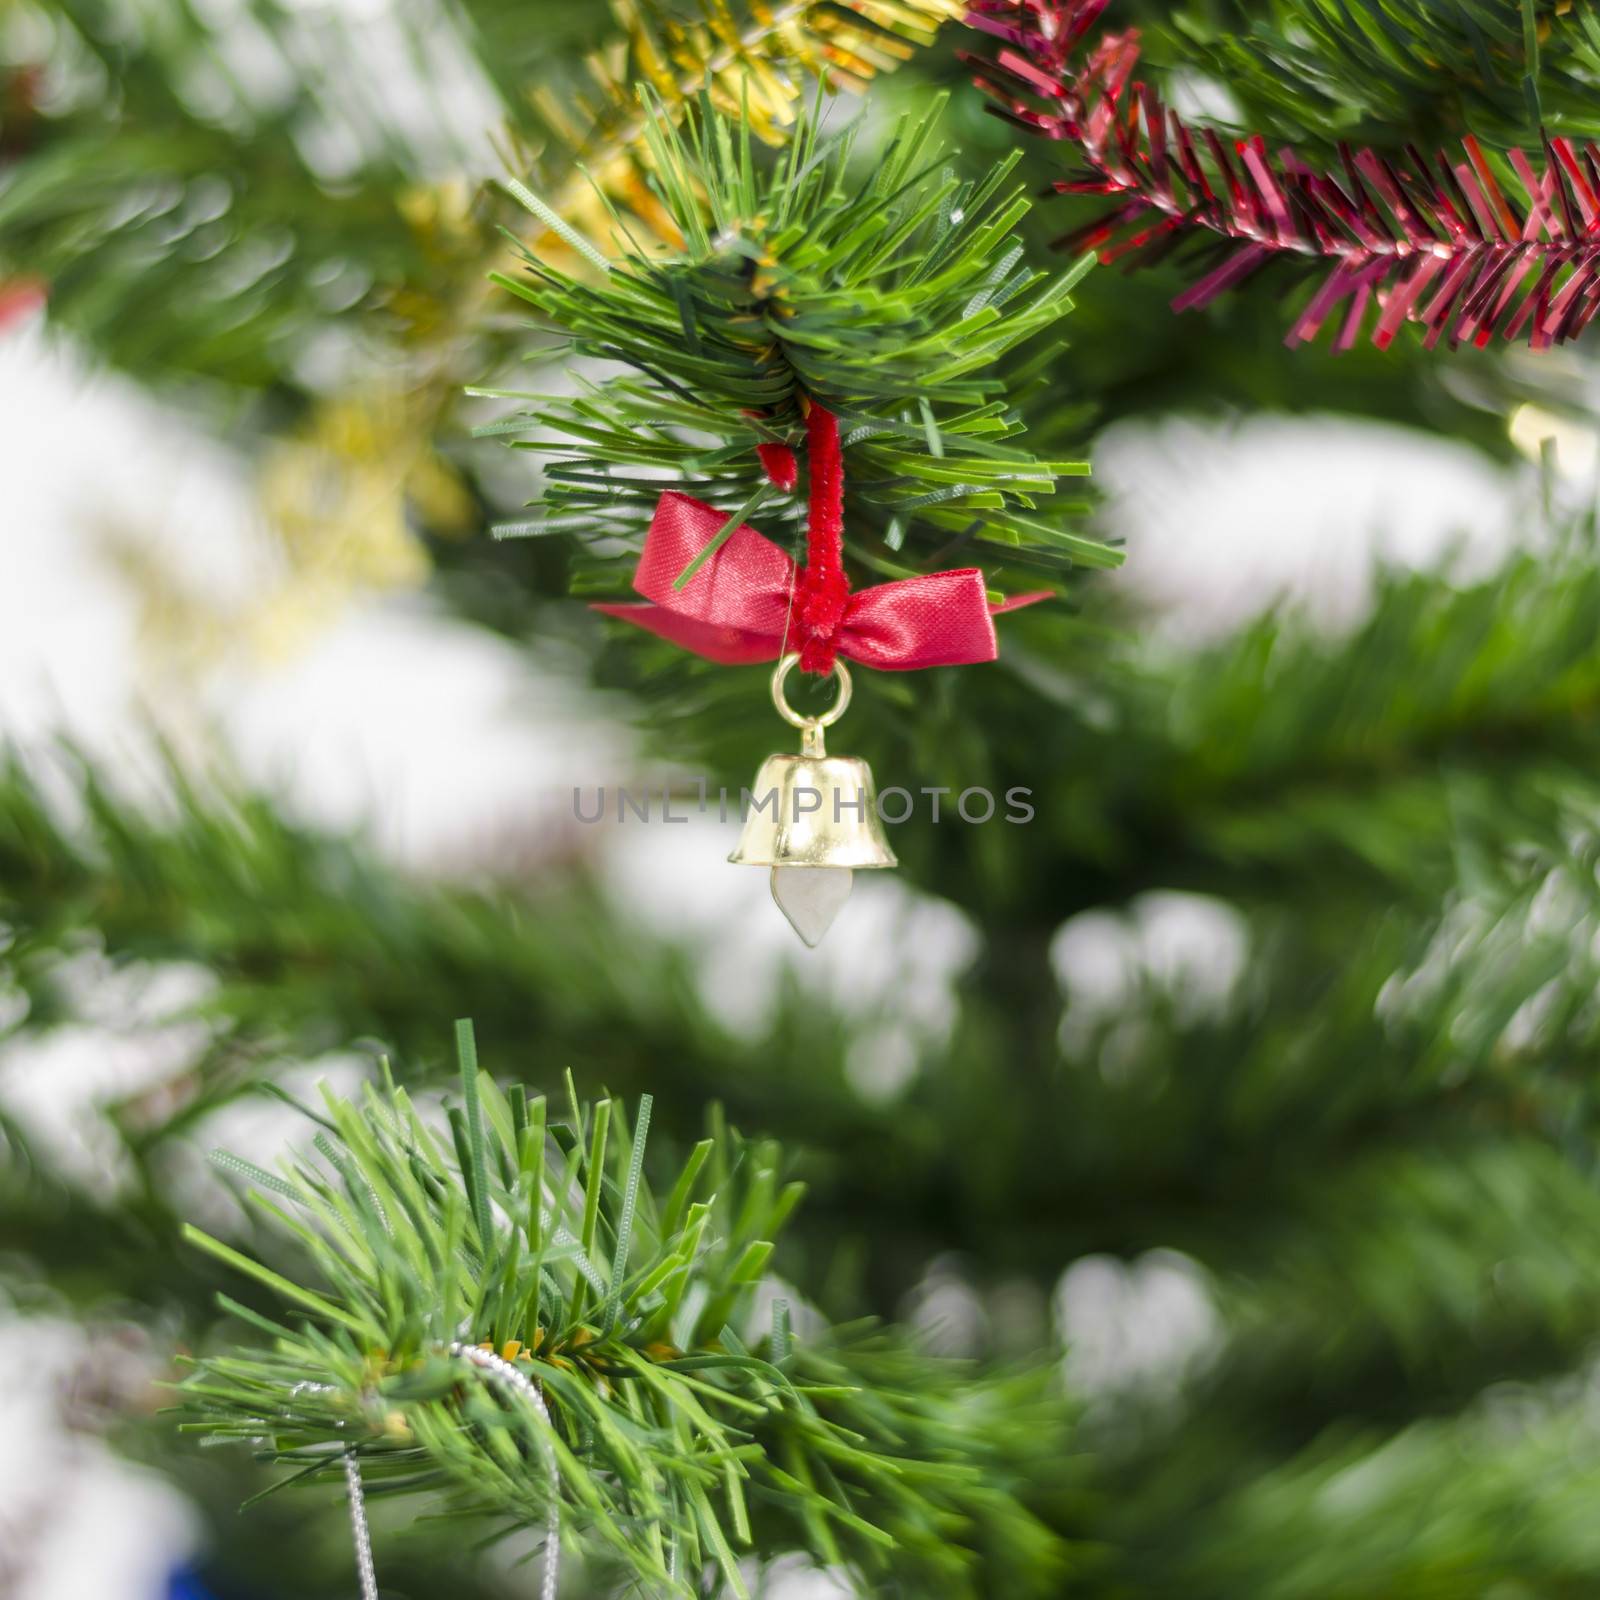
[177,1043,1074,1595]
[492,94,1109,593]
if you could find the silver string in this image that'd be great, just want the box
[340,1346,561,1600]
[449,1341,562,1600]
[343,1448,379,1600]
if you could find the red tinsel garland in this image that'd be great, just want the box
[964,0,1600,350]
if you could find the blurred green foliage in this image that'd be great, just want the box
[13,505,1600,1592]
[1145,0,1600,151]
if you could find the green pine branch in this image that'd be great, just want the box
[13,510,1600,1302]
[1213,1137,1600,1410]
[0,741,863,1200]
[178,1026,1076,1596]
[1,0,473,391]
[1146,0,1600,152]
[487,94,1108,592]
[1123,1351,1600,1597]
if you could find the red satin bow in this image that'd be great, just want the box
[594,491,1048,671]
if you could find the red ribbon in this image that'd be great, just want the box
[593,490,1049,671]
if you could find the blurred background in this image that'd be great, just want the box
[10,1,1600,1596]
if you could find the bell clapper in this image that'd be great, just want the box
[728,653,897,947]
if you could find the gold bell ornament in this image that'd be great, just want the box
[730,652,897,947]
[588,404,1044,947]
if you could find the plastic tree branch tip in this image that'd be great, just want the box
[177,1028,1073,1598]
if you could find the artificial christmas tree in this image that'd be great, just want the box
[9,1,1600,1597]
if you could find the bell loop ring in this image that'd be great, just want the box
[771,649,851,732]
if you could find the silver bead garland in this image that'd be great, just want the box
[342,1342,561,1600]
[343,1447,379,1600]
[449,1340,563,1600]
